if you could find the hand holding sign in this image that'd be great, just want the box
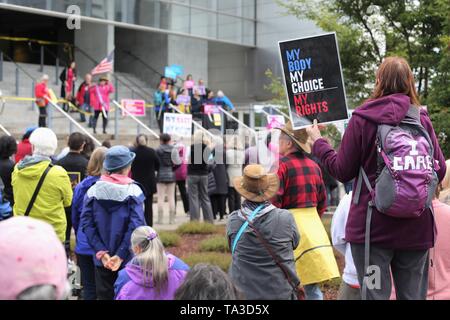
[279,33,349,129]
[306,119,322,144]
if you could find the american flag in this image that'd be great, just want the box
[91,50,114,75]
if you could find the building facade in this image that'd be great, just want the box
[0,0,321,102]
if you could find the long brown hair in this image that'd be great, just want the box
[87,147,107,176]
[371,56,421,106]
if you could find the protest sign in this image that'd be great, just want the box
[184,80,195,89]
[121,99,146,117]
[171,65,184,77]
[164,113,193,137]
[267,115,286,129]
[279,32,349,129]
[165,66,177,79]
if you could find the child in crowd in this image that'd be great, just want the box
[81,146,146,300]
[331,192,361,300]
[175,264,243,300]
[114,226,189,300]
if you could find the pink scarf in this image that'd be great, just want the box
[101,173,133,185]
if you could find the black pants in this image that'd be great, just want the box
[77,254,97,300]
[93,110,108,133]
[227,187,241,213]
[38,105,47,127]
[95,266,119,300]
[144,193,154,226]
[64,206,72,254]
[210,194,227,220]
[177,180,189,214]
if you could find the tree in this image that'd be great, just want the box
[279,0,447,102]
[279,0,450,157]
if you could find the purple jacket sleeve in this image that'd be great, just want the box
[313,116,363,183]
[420,111,447,182]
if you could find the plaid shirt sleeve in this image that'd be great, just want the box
[273,153,328,213]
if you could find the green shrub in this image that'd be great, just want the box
[159,231,181,247]
[176,222,217,235]
[199,236,230,253]
[182,253,232,272]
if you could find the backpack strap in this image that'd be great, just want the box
[24,164,53,217]
[243,213,305,300]
[353,167,375,300]
[231,204,264,254]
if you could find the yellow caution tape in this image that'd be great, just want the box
[0,36,73,47]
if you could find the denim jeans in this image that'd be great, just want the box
[304,284,324,300]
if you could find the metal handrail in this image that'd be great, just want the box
[112,100,159,139]
[170,104,215,138]
[47,100,101,146]
[1,50,36,81]
[0,123,11,136]
[218,106,257,136]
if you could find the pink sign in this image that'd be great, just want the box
[185,80,195,89]
[204,104,219,115]
[121,99,146,117]
[267,115,286,129]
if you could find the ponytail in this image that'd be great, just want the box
[131,226,169,295]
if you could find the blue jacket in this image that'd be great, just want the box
[81,180,146,267]
[72,176,99,256]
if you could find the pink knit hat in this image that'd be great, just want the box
[0,217,68,300]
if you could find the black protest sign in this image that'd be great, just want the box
[279,32,349,129]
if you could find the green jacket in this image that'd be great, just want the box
[12,159,73,242]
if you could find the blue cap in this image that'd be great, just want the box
[25,126,38,135]
[103,146,136,172]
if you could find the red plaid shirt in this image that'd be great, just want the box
[272,151,327,216]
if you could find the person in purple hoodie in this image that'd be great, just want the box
[114,226,189,300]
[306,56,447,300]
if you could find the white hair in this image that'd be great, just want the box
[217,90,224,98]
[30,128,58,157]
[41,74,49,81]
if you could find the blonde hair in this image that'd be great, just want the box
[87,147,107,176]
[131,226,168,295]
[441,160,450,191]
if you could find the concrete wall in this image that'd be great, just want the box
[74,1,114,78]
[253,0,322,101]
[208,42,253,101]
[115,28,168,89]
[167,35,208,84]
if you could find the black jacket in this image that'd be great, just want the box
[188,143,212,176]
[56,152,88,188]
[0,158,15,205]
[131,146,160,194]
[209,147,229,195]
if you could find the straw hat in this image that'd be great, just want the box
[233,164,280,203]
[276,121,311,154]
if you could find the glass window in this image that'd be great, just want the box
[218,14,241,43]
[242,20,255,45]
[191,9,217,38]
[8,0,47,10]
[170,4,190,33]
[241,0,255,19]
[217,0,240,16]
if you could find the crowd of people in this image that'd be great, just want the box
[34,62,235,137]
[1,56,449,301]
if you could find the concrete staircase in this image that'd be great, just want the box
[0,61,160,151]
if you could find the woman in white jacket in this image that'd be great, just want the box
[331,192,361,300]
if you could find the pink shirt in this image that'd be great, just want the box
[391,200,450,300]
[91,83,115,111]
[428,200,450,300]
